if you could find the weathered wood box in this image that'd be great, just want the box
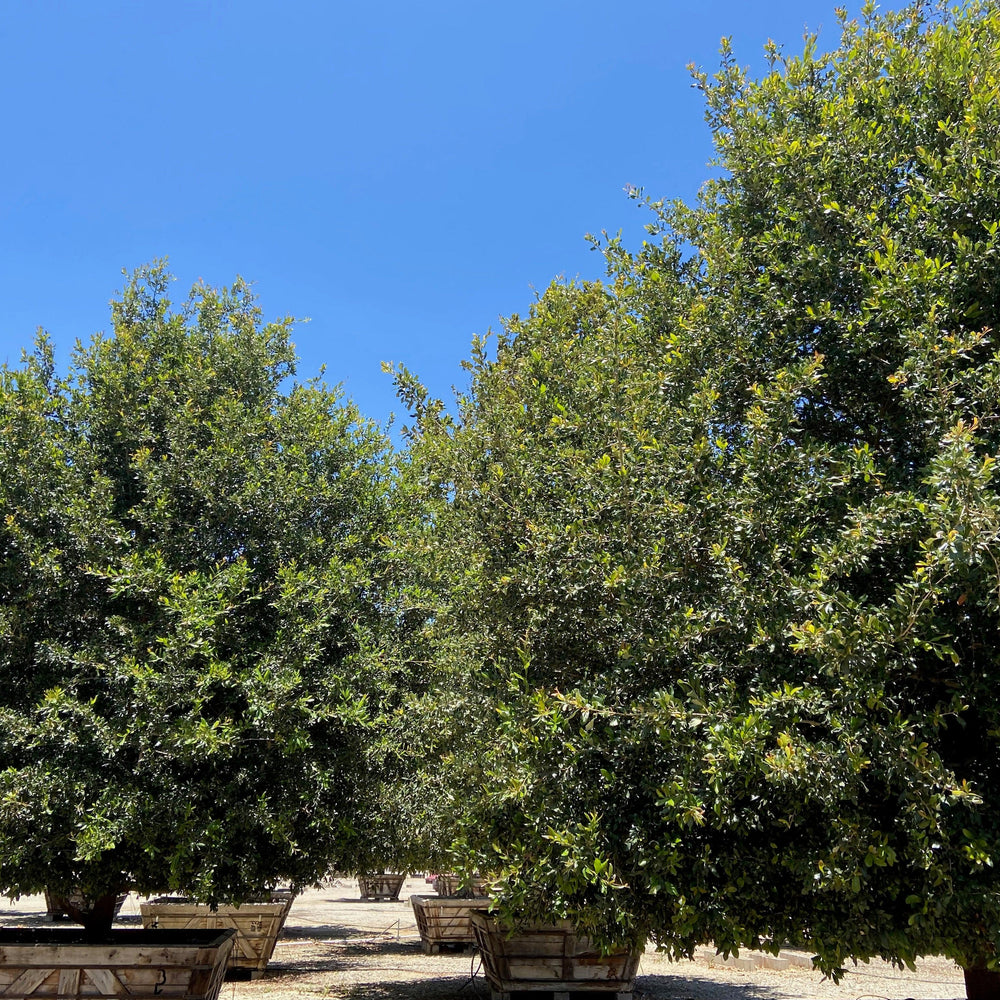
[357,874,405,901]
[139,892,294,980]
[433,874,489,897]
[470,912,641,1000]
[42,891,128,923]
[0,927,235,1000]
[410,894,490,953]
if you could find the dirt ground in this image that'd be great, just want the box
[2,876,968,1000]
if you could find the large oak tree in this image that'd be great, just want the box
[398,3,1000,993]
[0,264,396,935]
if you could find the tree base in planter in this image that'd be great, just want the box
[470,912,640,999]
[965,968,1000,1000]
[139,892,295,980]
[410,894,491,953]
[0,927,235,1000]
[357,874,406,901]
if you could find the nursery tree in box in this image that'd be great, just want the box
[0,263,396,935]
[398,3,1000,995]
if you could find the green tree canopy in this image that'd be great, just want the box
[0,264,396,933]
[398,0,1000,982]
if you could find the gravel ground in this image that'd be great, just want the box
[2,877,968,1000]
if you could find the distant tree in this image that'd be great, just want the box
[0,264,395,936]
[398,3,1000,995]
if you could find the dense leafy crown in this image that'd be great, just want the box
[398,0,1000,975]
[0,264,394,921]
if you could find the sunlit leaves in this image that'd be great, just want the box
[0,263,395,915]
[399,0,1000,976]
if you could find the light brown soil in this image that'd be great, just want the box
[2,877,967,999]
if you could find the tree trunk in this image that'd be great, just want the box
[65,893,120,939]
[964,967,1000,1000]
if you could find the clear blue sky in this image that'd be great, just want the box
[0,1,860,431]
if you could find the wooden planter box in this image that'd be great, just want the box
[0,927,234,1000]
[139,892,294,980]
[434,874,489,897]
[43,891,128,923]
[357,873,406,901]
[410,894,491,953]
[470,912,641,1000]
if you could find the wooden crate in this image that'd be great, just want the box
[0,927,234,1000]
[357,874,405,901]
[434,874,489,897]
[410,894,491,953]
[139,892,294,979]
[470,912,640,999]
[43,892,128,923]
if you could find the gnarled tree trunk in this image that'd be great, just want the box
[64,892,121,939]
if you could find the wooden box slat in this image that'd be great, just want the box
[410,895,491,952]
[357,875,405,901]
[433,875,488,897]
[0,928,234,1000]
[469,912,640,993]
[42,893,128,923]
[139,894,293,978]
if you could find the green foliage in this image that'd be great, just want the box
[0,264,396,919]
[399,0,1000,975]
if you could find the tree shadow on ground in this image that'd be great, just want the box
[281,923,378,940]
[261,955,349,976]
[334,939,424,957]
[329,972,786,1000]
[333,974,486,1000]
[265,939,428,976]
[635,972,785,1000]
